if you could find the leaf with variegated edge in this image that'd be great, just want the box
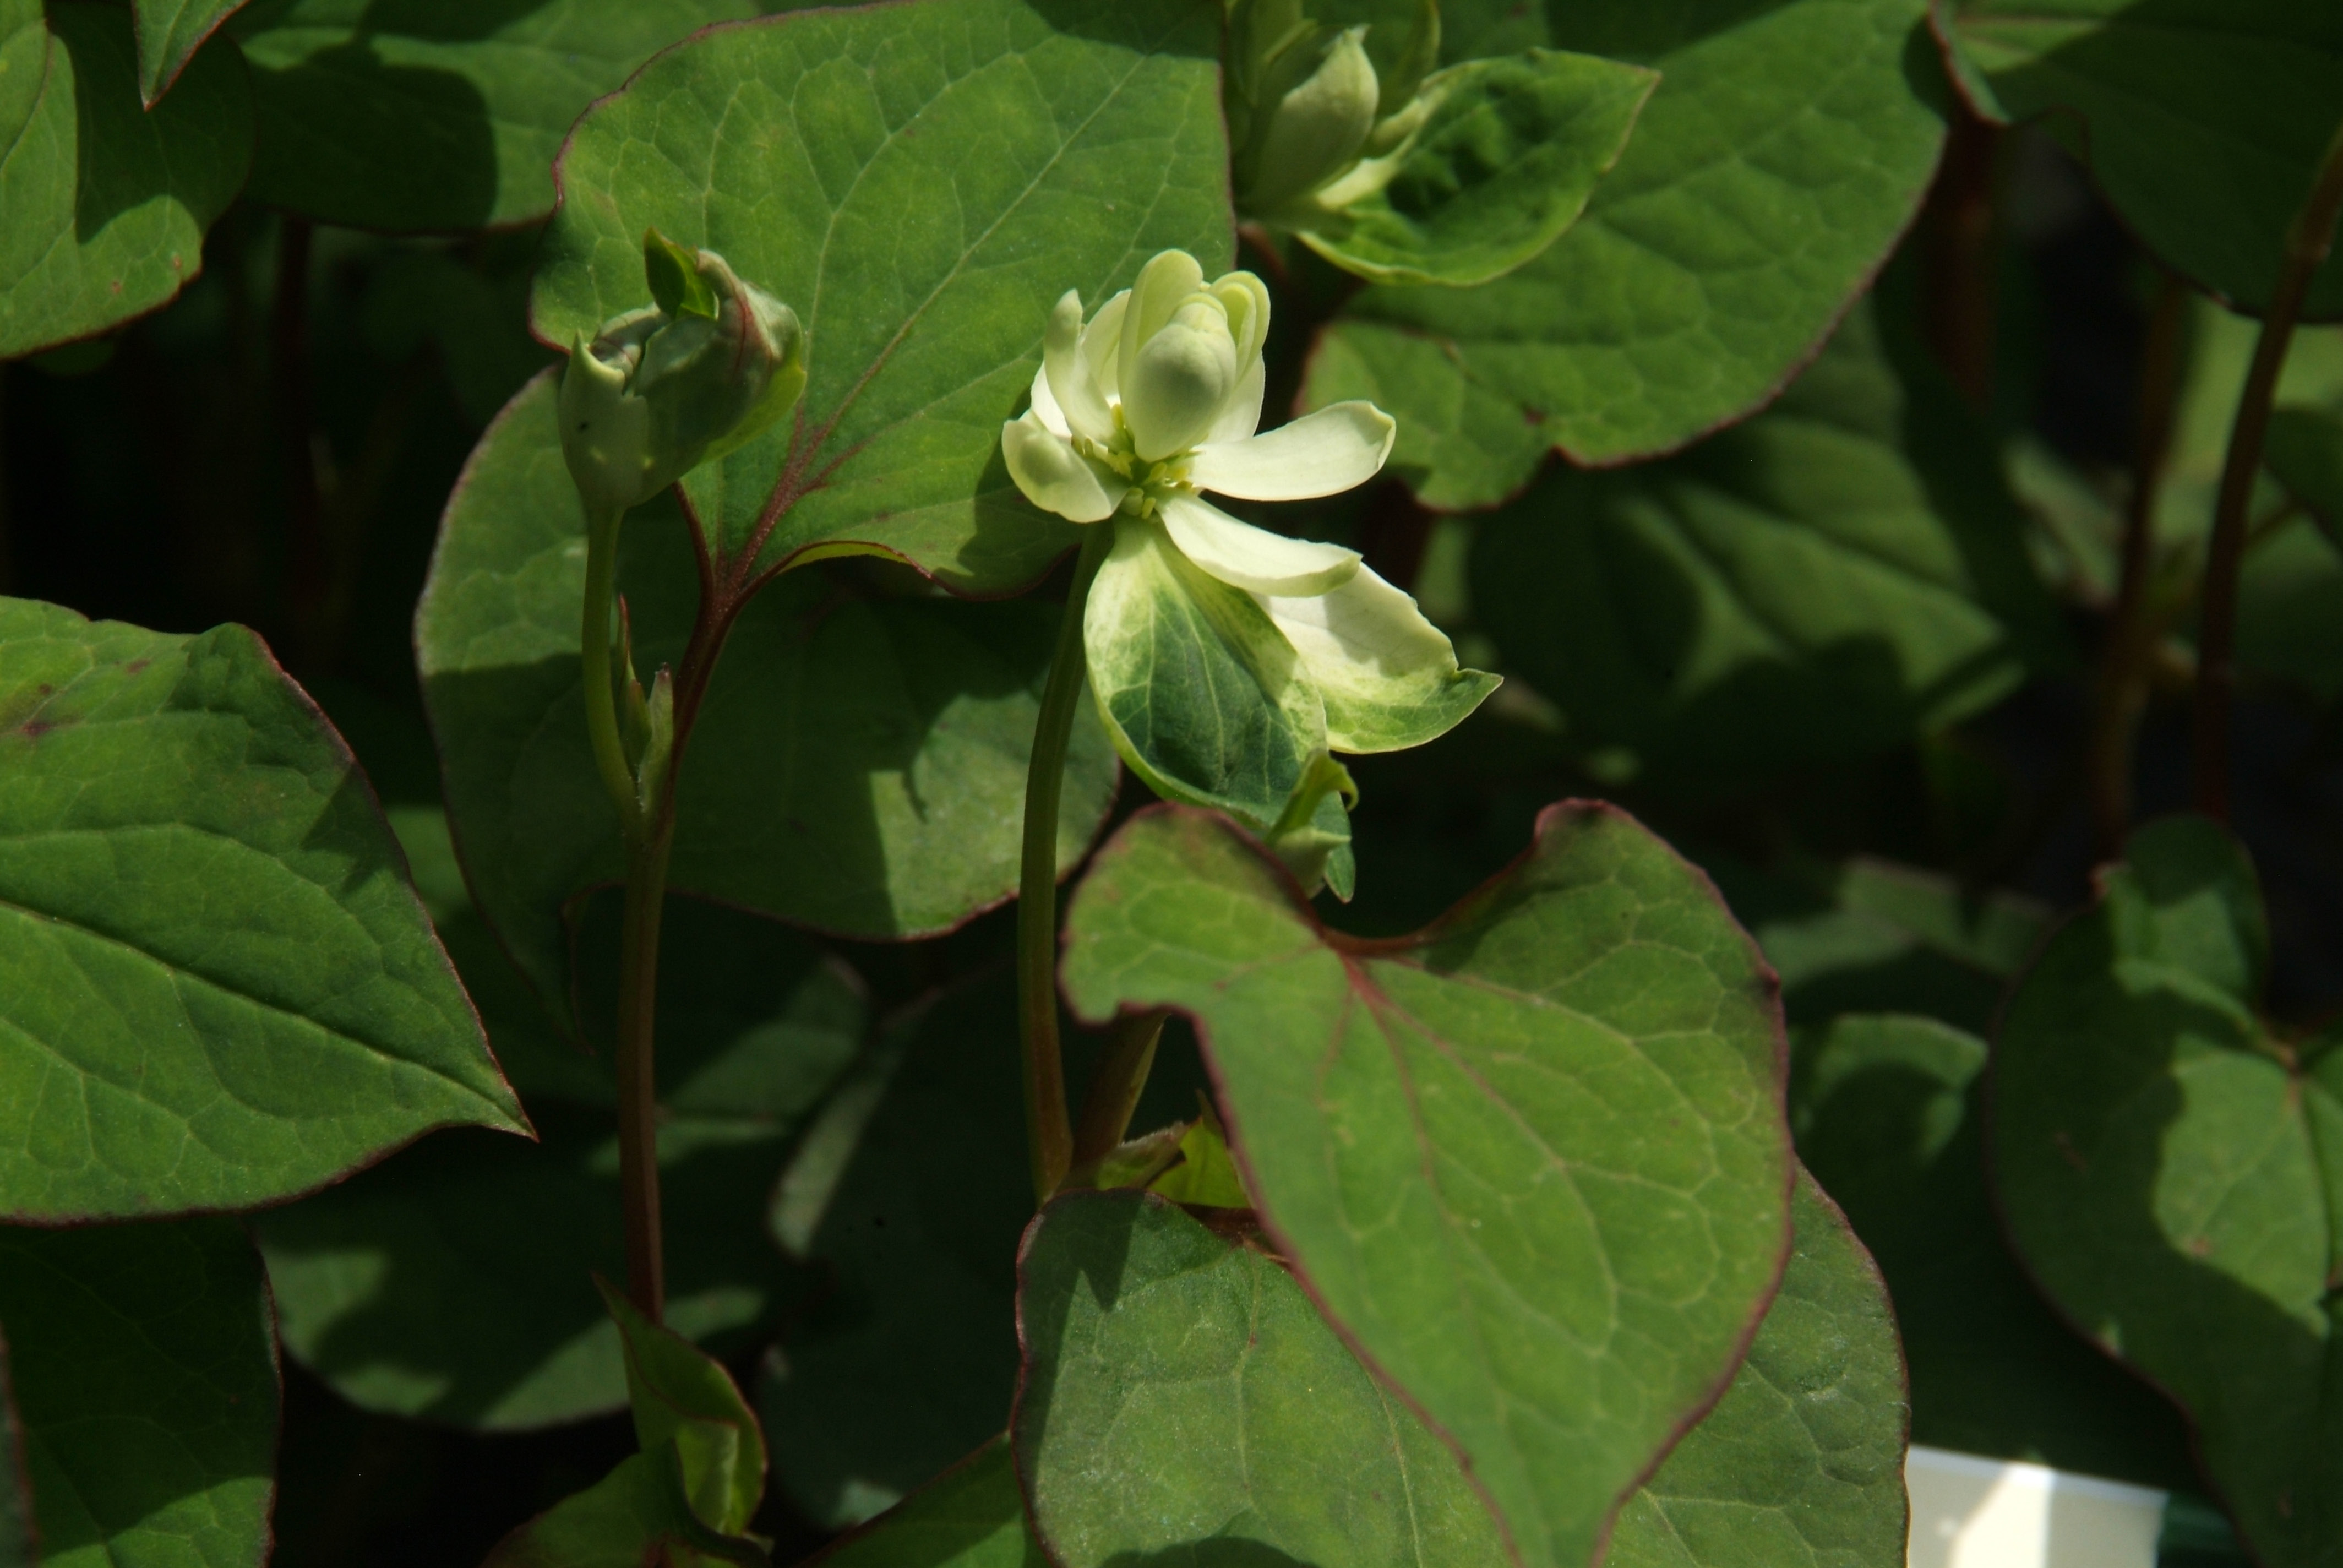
[1994,815,2343,1567]
[1059,802,1792,1568]
[0,598,526,1222]
[529,0,1233,590]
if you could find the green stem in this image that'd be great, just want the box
[581,504,642,841]
[1071,1008,1167,1173]
[1018,522,1117,1206]
[2193,116,2343,820]
[613,814,675,1323]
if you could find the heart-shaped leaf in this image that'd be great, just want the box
[0,1218,278,1568]
[1992,815,2343,1566]
[0,0,252,359]
[811,1438,1042,1568]
[1294,48,1656,288]
[1302,0,1949,500]
[1602,1168,1909,1568]
[1792,1014,2198,1487]
[0,598,526,1222]
[417,372,1121,1028]
[1933,0,2343,319]
[1059,802,1793,1568]
[529,0,1232,585]
[226,0,758,232]
[131,0,246,104]
[1013,1189,1511,1567]
[1470,292,2066,792]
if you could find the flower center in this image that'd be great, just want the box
[1076,404,1196,518]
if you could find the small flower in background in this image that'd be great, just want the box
[1002,248,1497,894]
[1225,0,1439,232]
[559,228,807,515]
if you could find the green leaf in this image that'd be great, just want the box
[0,1,252,360]
[1013,1189,1512,1567]
[1712,853,2049,1035]
[1935,0,2343,319]
[1303,0,1948,496]
[1792,1013,2199,1487]
[1603,1168,1909,1568]
[812,1438,1044,1568]
[131,0,246,104]
[530,0,1232,586]
[2268,404,2343,545]
[1086,515,1327,832]
[1992,815,2342,1565]
[0,1219,277,1568]
[482,1443,770,1568]
[758,971,1034,1529]
[1471,292,2066,792]
[254,1107,802,1429]
[598,1280,765,1536]
[226,0,758,232]
[1294,49,1656,288]
[417,372,1120,1027]
[0,598,525,1221]
[1058,803,1792,1568]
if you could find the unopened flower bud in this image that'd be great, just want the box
[1123,295,1239,461]
[1238,24,1381,216]
[559,230,806,514]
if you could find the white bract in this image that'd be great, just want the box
[1002,248,1496,881]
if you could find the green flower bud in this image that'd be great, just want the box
[1122,293,1240,462]
[559,230,807,514]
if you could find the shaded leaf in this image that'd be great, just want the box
[600,1280,765,1536]
[1471,293,2066,793]
[1059,803,1792,1568]
[131,0,246,104]
[1303,0,1948,497]
[227,0,758,232]
[1992,815,2342,1566]
[482,1443,769,1568]
[1935,0,2343,319]
[1792,1014,2198,1487]
[0,1,252,360]
[0,598,525,1222]
[255,1107,802,1430]
[2268,404,2343,545]
[417,372,1119,1030]
[1013,1189,1510,1567]
[1294,49,1655,288]
[0,1219,277,1568]
[1603,1169,1909,1568]
[809,1438,1043,1568]
[530,0,1232,586]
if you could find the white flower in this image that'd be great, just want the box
[1001,249,1497,864]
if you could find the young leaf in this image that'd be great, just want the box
[0,1219,278,1567]
[759,971,1036,1529]
[530,0,1232,585]
[225,0,758,232]
[0,599,526,1222]
[1293,48,1657,288]
[809,1438,1042,1568]
[1793,1014,2198,1487]
[417,373,1119,1028]
[1993,816,2343,1566]
[597,1278,765,1536]
[1302,0,1949,498]
[1012,1189,1512,1567]
[0,0,252,360]
[1470,292,2066,792]
[481,1444,770,1568]
[130,0,246,105]
[1935,0,2343,319]
[1602,1168,1910,1568]
[1058,802,1794,1568]
[255,1106,805,1430]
